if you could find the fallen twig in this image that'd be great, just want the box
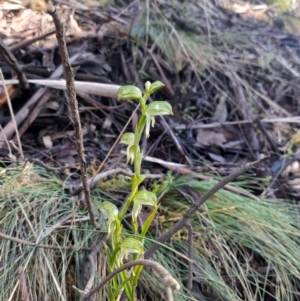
[17,266,31,301]
[80,236,107,301]
[254,117,278,153]
[80,254,96,301]
[0,79,120,98]
[0,228,92,251]
[81,259,180,300]
[0,38,29,89]
[9,30,56,52]
[47,4,98,228]
[145,156,269,259]
[0,54,80,148]
[231,75,260,159]
[0,69,23,158]
[160,116,193,165]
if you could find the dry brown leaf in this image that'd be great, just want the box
[208,153,226,163]
[212,94,228,123]
[222,140,243,149]
[0,82,14,107]
[102,117,112,130]
[196,130,226,146]
[43,101,59,110]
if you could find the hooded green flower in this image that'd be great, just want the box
[144,101,173,137]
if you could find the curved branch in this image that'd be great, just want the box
[81,259,180,300]
[145,156,269,259]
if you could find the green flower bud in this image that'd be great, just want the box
[120,132,136,164]
[133,190,158,207]
[119,238,144,262]
[99,201,118,219]
[117,85,142,101]
[99,201,119,238]
[144,101,173,137]
[132,190,157,223]
[145,101,173,116]
[120,132,135,145]
[145,81,151,93]
[148,81,165,94]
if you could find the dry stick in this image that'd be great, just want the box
[0,55,80,148]
[17,267,31,301]
[0,124,13,158]
[254,117,278,153]
[9,30,55,52]
[186,223,193,292]
[0,79,121,98]
[172,117,300,130]
[81,259,180,300]
[79,254,96,301]
[92,104,140,176]
[140,152,261,201]
[166,287,175,301]
[160,116,193,165]
[144,156,269,259]
[89,167,164,190]
[17,90,52,137]
[80,236,107,301]
[0,38,29,89]
[48,7,98,228]
[72,167,164,197]
[0,230,92,251]
[0,69,24,158]
[231,76,260,159]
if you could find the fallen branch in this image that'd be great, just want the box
[0,229,92,251]
[47,2,98,228]
[0,38,29,89]
[0,55,81,147]
[145,156,269,259]
[81,259,180,300]
[0,79,120,98]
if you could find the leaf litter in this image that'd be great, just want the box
[1,0,300,300]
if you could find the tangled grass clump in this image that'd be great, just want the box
[1,163,300,300]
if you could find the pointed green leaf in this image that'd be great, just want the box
[149,81,165,94]
[117,85,142,101]
[112,276,134,300]
[141,205,159,238]
[133,190,158,207]
[120,132,135,145]
[145,101,173,117]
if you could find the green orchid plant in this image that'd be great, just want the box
[99,81,172,301]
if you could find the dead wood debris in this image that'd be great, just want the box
[0,0,300,197]
[1,1,300,301]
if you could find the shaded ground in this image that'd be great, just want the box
[1,0,300,300]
